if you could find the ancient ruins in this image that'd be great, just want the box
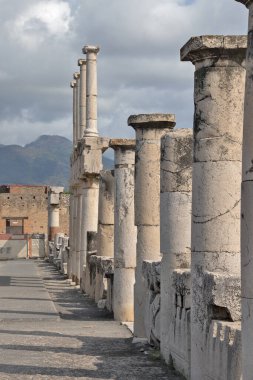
[44,1,253,379]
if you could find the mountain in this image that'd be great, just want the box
[0,135,114,189]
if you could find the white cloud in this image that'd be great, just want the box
[9,0,73,49]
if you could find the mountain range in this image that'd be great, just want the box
[0,135,113,189]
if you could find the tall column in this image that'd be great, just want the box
[82,45,100,137]
[73,72,80,141]
[78,59,86,138]
[110,139,137,322]
[70,80,77,146]
[181,35,246,380]
[160,129,192,363]
[234,2,253,379]
[128,114,175,337]
[48,186,64,241]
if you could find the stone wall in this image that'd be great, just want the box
[0,185,69,236]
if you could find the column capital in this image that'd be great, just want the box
[70,80,76,88]
[109,138,136,150]
[235,0,253,7]
[82,45,100,54]
[181,35,247,64]
[73,72,80,80]
[128,113,175,130]
[78,58,86,67]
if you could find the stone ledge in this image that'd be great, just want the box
[181,35,247,63]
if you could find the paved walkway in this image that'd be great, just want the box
[0,260,183,380]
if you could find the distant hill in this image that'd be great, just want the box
[0,135,114,189]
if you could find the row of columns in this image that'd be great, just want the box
[69,27,250,379]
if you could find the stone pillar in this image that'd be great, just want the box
[97,170,115,258]
[234,3,253,378]
[71,187,78,283]
[78,59,86,138]
[67,192,74,279]
[110,139,136,322]
[181,35,246,380]
[73,72,80,141]
[48,186,64,241]
[80,136,109,292]
[82,45,100,137]
[160,129,193,363]
[75,188,82,285]
[70,80,77,146]
[81,175,100,289]
[128,114,175,337]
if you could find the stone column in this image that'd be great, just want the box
[160,129,193,363]
[75,187,82,285]
[80,137,109,292]
[234,3,253,379]
[181,35,246,380]
[81,176,100,290]
[48,186,64,241]
[110,139,136,322]
[73,72,80,141]
[71,187,78,283]
[97,170,115,258]
[128,114,175,337]
[82,45,100,137]
[78,59,86,138]
[70,80,77,146]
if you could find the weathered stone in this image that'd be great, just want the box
[110,139,137,322]
[128,113,175,338]
[78,58,87,138]
[181,35,246,380]
[82,45,100,137]
[160,129,192,367]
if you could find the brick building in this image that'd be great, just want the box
[0,185,69,259]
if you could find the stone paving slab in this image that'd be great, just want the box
[0,260,59,321]
[0,260,184,379]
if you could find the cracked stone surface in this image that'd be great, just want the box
[0,259,183,379]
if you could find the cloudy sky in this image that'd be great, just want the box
[0,0,248,146]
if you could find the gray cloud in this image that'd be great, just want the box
[0,0,248,145]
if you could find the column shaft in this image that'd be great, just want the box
[160,129,192,363]
[128,114,175,337]
[82,45,100,136]
[78,59,87,138]
[110,139,136,322]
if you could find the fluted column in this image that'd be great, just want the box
[48,186,64,241]
[73,72,80,141]
[82,45,100,137]
[181,35,246,380]
[128,114,175,337]
[78,59,86,138]
[110,139,136,322]
[70,80,77,146]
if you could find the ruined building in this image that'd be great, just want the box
[0,185,69,259]
[48,2,253,379]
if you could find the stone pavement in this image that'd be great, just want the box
[0,259,183,380]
